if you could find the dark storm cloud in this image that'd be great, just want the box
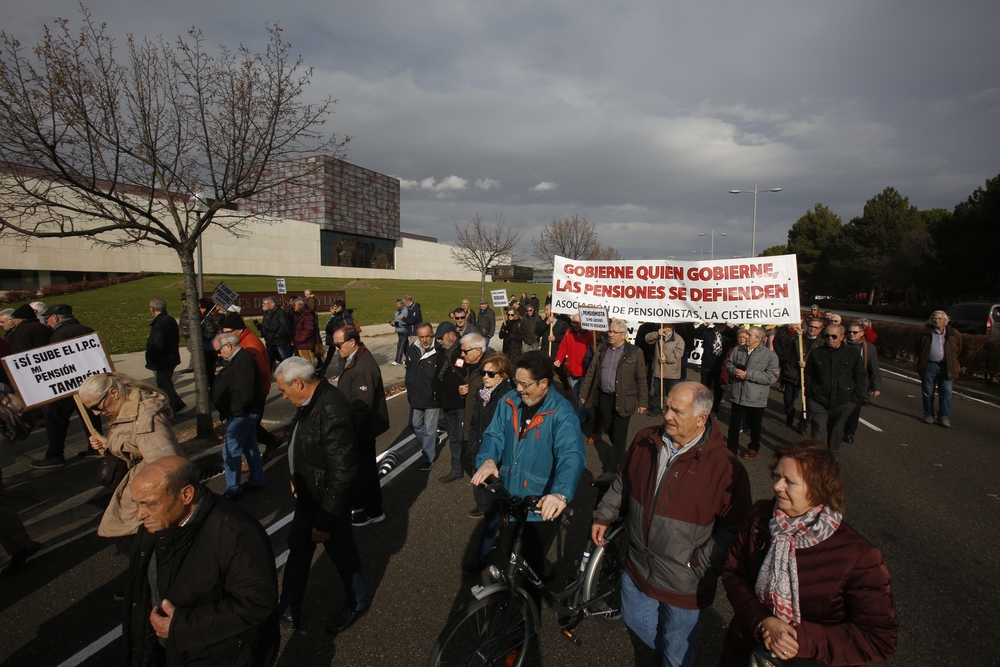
[5,0,998,259]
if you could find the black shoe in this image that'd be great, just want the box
[351,510,385,527]
[439,470,462,484]
[797,424,809,435]
[30,457,66,469]
[241,483,266,493]
[223,491,243,500]
[78,448,103,458]
[842,434,855,443]
[1,542,41,576]
[279,613,300,630]
[462,557,488,573]
[112,590,125,602]
[785,414,795,427]
[468,505,485,519]
[325,605,368,636]
[419,458,432,472]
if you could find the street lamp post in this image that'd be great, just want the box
[729,182,783,257]
[698,230,727,260]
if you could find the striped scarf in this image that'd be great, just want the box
[755,504,842,624]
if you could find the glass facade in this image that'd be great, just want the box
[320,230,396,270]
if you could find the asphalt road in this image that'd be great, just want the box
[1,353,998,666]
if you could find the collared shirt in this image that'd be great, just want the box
[929,331,946,363]
[600,343,625,393]
[656,427,706,487]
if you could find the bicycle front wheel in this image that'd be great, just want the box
[427,592,533,667]
[583,523,627,626]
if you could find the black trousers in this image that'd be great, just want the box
[727,403,765,453]
[154,369,184,413]
[594,391,632,471]
[44,396,103,459]
[352,437,383,516]
[810,401,854,458]
[700,368,724,415]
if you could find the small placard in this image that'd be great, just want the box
[491,289,509,308]
[579,306,609,331]
[276,278,287,295]
[211,281,239,310]
[2,333,115,408]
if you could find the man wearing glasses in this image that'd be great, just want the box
[581,320,647,471]
[803,325,867,458]
[451,308,480,338]
[331,326,389,527]
[472,351,585,585]
[842,324,883,444]
[210,332,265,498]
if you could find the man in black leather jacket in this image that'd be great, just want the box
[272,356,368,636]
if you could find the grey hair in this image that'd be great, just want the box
[672,381,714,418]
[262,296,277,306]
[214,332,240,347]
[163,459,201,500]
[860,319,872,328]
[149,298,167,313]
[460,332,486,352]
[79,372,163,406]
[0,308,13,319]
[824,324,845,338]
[292,297,305,307]
[748,326,766,340]
[403,294,413,302]
[927,310,949,325]
[274,356,318,384]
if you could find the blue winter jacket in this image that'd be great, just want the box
[476,387,586,520]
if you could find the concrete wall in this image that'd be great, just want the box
[1,216,485,282]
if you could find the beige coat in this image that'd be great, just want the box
[97,389,186,538]
[644,332,685,380]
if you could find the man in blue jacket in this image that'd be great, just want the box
[472,351,586,582]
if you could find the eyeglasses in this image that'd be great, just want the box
[483,370,502,378]
[609,330,625,335]
[822,334,840,339]
[454,316,466,321]
[460,347,477,355]
[86,389,114,413]
[848,331,864,335]
[515,379,540,390]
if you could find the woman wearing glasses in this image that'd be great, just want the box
[498,308,525,363]
[78,373,186,539]
[460,354,513,571]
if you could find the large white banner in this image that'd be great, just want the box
[2,333,114,408]
[550,254,800,325]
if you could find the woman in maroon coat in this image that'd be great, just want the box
[720,439,897,667]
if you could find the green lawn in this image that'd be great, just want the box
[4,274,508,354]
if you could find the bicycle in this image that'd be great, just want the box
[427,474,627,667]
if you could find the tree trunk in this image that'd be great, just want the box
[176,247,215,438]
[480,271,487,302]
[868,286,876,306]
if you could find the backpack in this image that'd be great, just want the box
[0,389,36,441]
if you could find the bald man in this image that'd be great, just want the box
[123,457,279,667]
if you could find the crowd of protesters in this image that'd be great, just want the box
[6,289,961,667]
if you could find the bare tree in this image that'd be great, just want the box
[532,213,620,261]
[451,212,524,300]
[0,9,346,436]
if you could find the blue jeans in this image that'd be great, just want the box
[411,408,440,464]
[277,500,367,619]
[621,571,702,667]
[922,361,953,419]
[223,414,263,494]
[568,374,588,423]
[444,408,465,474]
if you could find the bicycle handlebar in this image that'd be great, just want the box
[481,475,573,518]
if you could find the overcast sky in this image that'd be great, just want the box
[5,1,999,261]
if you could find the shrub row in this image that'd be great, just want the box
[820,302,937,321]
[0,273,146,306]
[857,319,1000,384]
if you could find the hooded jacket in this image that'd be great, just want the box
[593,418,751,610]
[476,387,586,518]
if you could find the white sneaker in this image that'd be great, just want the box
[390,361,400,366]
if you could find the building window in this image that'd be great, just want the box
[320,230,395,269]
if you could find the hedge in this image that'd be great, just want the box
[0,273,146,305]
[851,318,1000,384]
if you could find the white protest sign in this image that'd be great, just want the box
[276,278,287,295]
[2,333,115,408]
[211,281,239,310]
[550,254,801,325]
[491,289,509,308]
[578,306,609,331]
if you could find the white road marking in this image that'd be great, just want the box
[881,368,1000,408]
[859,418,883,433]
[54,418,431,667]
